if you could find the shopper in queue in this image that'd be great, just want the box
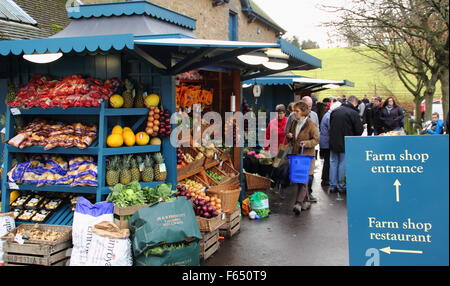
[300,96,319,203]
[329,96,364,193]
[265,104,288,156]
[319,101,341,187]
[285,102,297,137]
[286,101,319,215]
[364,96,383,136]
[380,97,404,132]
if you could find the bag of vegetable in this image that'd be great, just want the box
[0,212,15,265]
[249,192,270,218]
[85,221,133,266]
[129,196,202,266]
[70,197,114,266]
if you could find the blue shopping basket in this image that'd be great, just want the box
[288,149,313,184]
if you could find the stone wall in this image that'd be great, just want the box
[81,0,280,42]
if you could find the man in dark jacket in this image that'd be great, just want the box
[329,96,364,193]
[363,96,383,136]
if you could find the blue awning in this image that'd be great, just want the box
[68,0,196,30]
[0,33,134,56]
[242,73,354,91]
[0,1,321,78]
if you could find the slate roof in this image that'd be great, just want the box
[0,0,71,40]
[241,0,286,34]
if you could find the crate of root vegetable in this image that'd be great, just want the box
[2,224,72,246]
[177,147,206,180]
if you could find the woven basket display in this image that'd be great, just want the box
[206,187,241,213]
[244,172,272,190]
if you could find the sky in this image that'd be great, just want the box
[252,0,350,49]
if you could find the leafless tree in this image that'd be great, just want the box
[322,0,449,124]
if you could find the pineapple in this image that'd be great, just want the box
[122,79,134,108]
[141,155,154,182]
[134,84,145,108]
[153,152,167,181]
[130,157,141,182]
[119,155,132,185]
[6,81,16,104]
[106,156,120,186]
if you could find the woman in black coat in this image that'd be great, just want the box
[380,97,404,132]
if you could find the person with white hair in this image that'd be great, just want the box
[319,101,342,187]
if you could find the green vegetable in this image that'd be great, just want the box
[249,192,270,218]
[206,170,224,183]
[144,241,191,257]
[106,181,147,207]
[143,183,176,204]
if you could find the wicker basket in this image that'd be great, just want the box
[178,147,206,180]
[244,172,272,190]
[206,187,241,213]
[196,214,225,232]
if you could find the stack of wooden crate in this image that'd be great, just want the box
[219,208,241,238]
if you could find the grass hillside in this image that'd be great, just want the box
[295,46,442,108]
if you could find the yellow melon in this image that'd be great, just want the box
[111,125,123,135]
[110,94,124,108]
[107,133,123,148]
[123,130,136,146]
[150,137,162,145]
[144,93,160,108]
[135,132,150,146]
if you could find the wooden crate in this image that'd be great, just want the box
[219,209,241,238]
[3,240,72,266]
[2,224,72,246]
[114,204,150,229]
[196,213,225,232]
[200,229,220,261]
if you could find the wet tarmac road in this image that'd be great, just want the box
[203,159,349,266]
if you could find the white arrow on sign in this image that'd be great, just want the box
[380,246,423,255]
[393,179,401,202]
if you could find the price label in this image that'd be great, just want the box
[0,127,5,134]
[201,187,207,193]
[221,212,226,220]
[14,234,24,245]
[159,163,166,173]
[219,161,224,167]
[8,182,19,190]
[10,108,21,115]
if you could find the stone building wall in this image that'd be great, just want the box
[81,0,281,42]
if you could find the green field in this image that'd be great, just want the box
[295,46,442,107]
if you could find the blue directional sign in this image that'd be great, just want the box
[345,135,449,266]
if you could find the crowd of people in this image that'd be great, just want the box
[265,94,448,216]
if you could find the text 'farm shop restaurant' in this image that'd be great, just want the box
[0,1,324,266]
